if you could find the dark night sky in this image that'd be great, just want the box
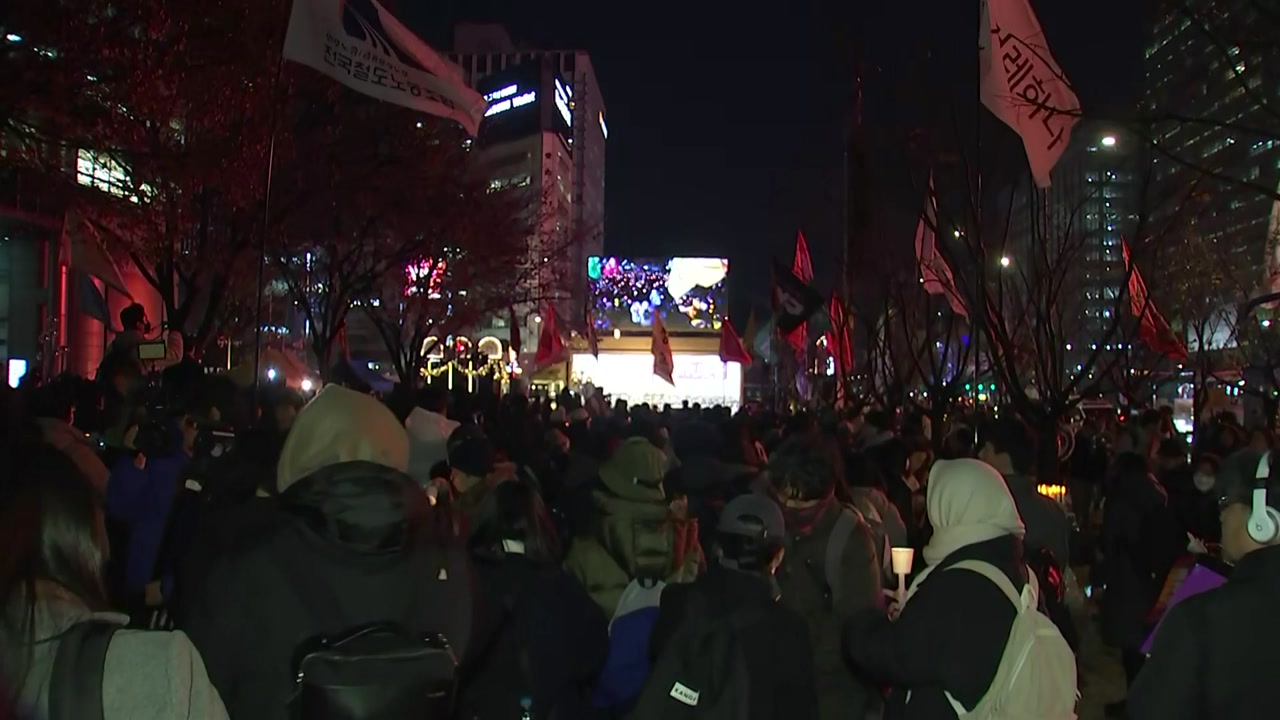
[405,0,1146,316]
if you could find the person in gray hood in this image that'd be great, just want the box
[0,439,227,720]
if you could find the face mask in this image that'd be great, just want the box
[1193,472,1215,493]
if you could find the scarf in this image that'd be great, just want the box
[903,459,1025,605]
[782,491,836,536]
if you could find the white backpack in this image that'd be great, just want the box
[942,560,1079,720]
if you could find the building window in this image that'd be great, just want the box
[76,149,142,201]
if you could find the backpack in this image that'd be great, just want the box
[290,623,458,720]
[777,508,860,615]
[940,560,1078,720]
[49,620,120,720]
[593,577,667,711]
[629,592,758,720]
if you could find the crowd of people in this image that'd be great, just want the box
[2,334,1280,719]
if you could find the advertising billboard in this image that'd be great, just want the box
[477,63,543,146]
[588,256,728,333]
[573,352,743,409]
[476,61,572,152]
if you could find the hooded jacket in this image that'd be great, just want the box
[563,437,704,615]
[404,407,459,485]
[181,386,472,720]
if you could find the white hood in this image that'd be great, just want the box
[404,407,460,485]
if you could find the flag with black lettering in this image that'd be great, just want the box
[772,261,824,336]
[283,0,487,135]
[980,0,1079,187]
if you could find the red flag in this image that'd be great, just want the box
[826,296,854,373]
[585,301,599,358]
[335,319,350,361]
[535,304,568,367]
[651,314,675,385]
[1123,240,1187,361]
[915,175,968,317]
[508,306,522,355]
[785,231,814,351]
[719,319,753,367]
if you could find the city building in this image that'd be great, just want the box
[1142,2,1280,325]
[450,24,607,348]
[1005,122,1142,374]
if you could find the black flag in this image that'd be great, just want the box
[772,260,824,335]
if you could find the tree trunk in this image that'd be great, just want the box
[1035,413,1062,483]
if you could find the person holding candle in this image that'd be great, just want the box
[843,458,1041,719]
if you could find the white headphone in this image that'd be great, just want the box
[1249,452,1280,544]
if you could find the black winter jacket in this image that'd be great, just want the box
[844,535,1026,720]
[181,461,473,720]
[1129,547,1280,719]
[650,564,820,720]
[456,551,607,720]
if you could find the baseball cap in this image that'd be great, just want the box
[717,492,785,542]
[447,424,495,478]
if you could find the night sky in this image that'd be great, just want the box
[406,0,1146,317]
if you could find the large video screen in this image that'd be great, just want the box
[588,256,728,332]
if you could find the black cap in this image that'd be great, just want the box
[447,424,494,478]
[717,493,785,542]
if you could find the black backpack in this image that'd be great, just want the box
[49,620,121,720]
[629,593,759,720]
[290,623,457,720]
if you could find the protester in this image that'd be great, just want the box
[181,384,472,720]
[456,481,608,720]
[29,375,110,496]
[979,417,1072,569]
[1097,450,1187,716]
[844,458,1031,718]
[105,394,218,608]
[405,386,460,487]
[642,492,819,720]
[1129,449,1280,718]
[563,434,703,616]
[769,435,882,720]
[0,439,227,720]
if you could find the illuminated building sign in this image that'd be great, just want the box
[484,84,518,102]
[598,111,608,139]
[484,89,536,118]
[554,78,572,127]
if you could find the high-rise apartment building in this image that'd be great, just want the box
[1142,1,1280,306]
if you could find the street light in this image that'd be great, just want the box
[1101,135,1117,147]
[1000,256,1011,268]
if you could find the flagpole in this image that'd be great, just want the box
[252,2,292,407]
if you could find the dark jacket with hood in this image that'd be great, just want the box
[563,437,704,616]
[180,386,472,720]
[844,535,1024,720]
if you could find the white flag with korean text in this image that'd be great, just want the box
[283,0,487,136]
[980,0,1079,187]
